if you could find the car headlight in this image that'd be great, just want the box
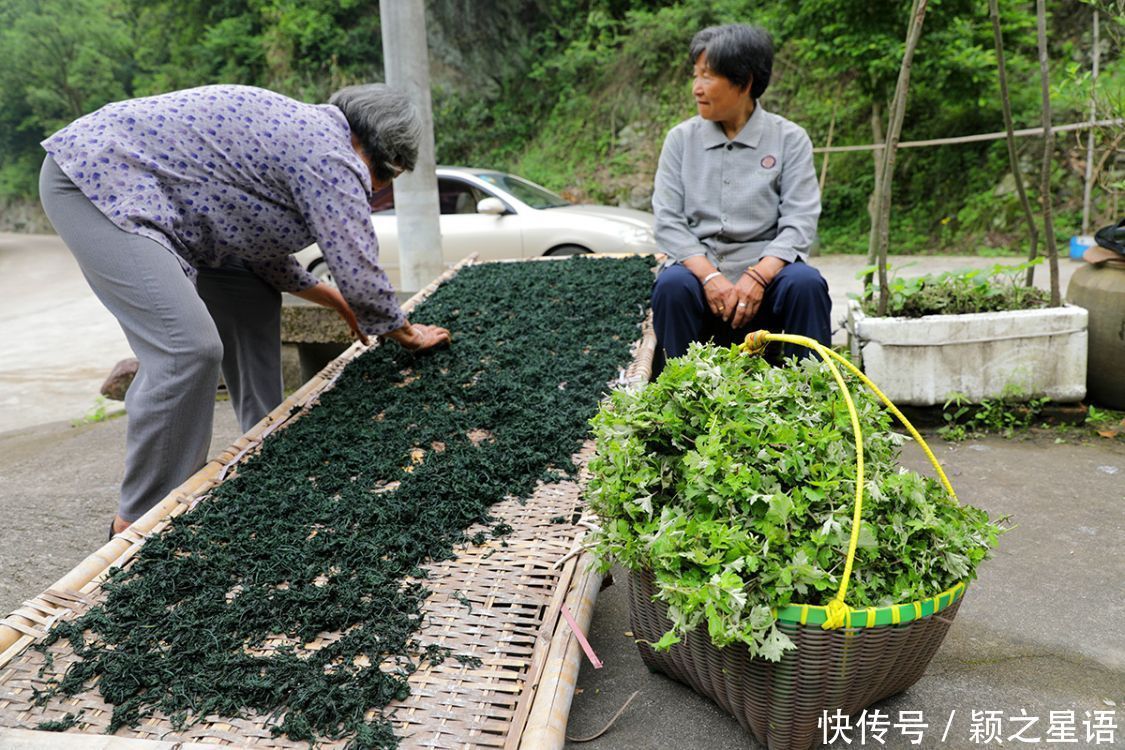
[620,227,655,246]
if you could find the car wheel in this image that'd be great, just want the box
[309,258,336,286]
[544,244,592,257]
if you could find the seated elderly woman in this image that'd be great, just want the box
[39,83,451,537]
[651,24,831,369]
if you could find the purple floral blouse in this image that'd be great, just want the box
[42,84,404,335]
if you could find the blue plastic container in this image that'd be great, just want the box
[1070,235,1095,260]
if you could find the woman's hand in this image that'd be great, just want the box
[706,275,736,319]
[682,258,735,319]
[384,322,452,352]
[293,282,370,345]
[730,273,765,329]
[729,258,785,329]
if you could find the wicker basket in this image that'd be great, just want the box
[622,331,974,750]
[629,568,965,750]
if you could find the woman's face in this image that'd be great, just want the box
[692,51,751,123]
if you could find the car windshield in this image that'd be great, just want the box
[474,172,570,209]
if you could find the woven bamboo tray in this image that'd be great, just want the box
[0,253,657,750]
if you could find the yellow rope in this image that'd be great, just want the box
[818,346,958,503]
[739,330,958,630]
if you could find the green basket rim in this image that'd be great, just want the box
[775,581,967,628]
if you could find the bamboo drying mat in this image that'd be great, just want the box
[0,254,656,750]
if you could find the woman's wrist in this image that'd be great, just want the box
[743,267,769,288]
[701,271,723,287]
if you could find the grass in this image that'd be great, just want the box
[71,396,125,427]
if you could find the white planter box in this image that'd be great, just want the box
[846,300,1088,406]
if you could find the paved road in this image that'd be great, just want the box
[0,233,132,432]
[0,231,1080,432]
[1,407,1121,749]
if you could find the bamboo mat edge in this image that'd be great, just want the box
[516,308,656,749]
[0,725,251,749]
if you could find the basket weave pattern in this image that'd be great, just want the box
[628,568,962,750]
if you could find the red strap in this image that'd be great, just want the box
[561,603,603,669]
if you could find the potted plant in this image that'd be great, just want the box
[846,260,1088,406]
[851,0,1085,410]
[585,339,1003,750]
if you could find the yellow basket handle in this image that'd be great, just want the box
[740,331,958,630]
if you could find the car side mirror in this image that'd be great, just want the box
[477,197,508,216]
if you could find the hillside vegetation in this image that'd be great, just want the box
[0,0,1121,254]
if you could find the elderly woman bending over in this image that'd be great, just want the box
[651,24,831,370]
[40,84,450,536]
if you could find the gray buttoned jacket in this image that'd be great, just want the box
[652,104,821,282]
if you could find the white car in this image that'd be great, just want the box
[294,167,657,288]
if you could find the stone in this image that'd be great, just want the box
[280,299,355,388]
[280,301,354,344]
[100,358,138,401]
[615,122,646,151]
[625,184,654,211]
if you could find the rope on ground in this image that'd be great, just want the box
[566,690,641,743]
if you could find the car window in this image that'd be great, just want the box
[437,178,487,215]
[474,173,570,209]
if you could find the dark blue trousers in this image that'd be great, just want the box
[651,261,832,371]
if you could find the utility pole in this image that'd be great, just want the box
[1081,10,1099,235]
[379,0,443,294]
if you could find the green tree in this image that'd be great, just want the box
[0,0,133,197]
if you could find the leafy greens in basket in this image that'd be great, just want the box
[585,343,1002,661]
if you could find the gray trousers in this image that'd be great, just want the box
[39,156,283,522]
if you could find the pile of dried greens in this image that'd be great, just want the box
[34,256,653,748]
[585,343,1002,660]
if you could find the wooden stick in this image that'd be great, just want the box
[875,0,929,316]
[818,82,842,195]
[812,118,1123,154]
[503,550,583,750]
[518,550,605,749]
[990,0,1040,286]
[1081,11,1099,235]
[1036,0,1061,307]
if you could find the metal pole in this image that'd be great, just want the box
[1081,10,1099,235]
[379,0,443,293]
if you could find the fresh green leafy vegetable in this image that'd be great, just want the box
[585,343,1002,661]
[855,259,1048,318]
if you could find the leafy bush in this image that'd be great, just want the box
[586,344,1002,660]
[857,259,1049,317]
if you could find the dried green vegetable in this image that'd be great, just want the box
[585,343,1002,660]
[34,256,653,748]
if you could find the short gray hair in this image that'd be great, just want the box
[329,84,422,179]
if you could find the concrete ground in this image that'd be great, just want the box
[0,234,133,432]
[564,435,1125,749]
[0,234,1114,749]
